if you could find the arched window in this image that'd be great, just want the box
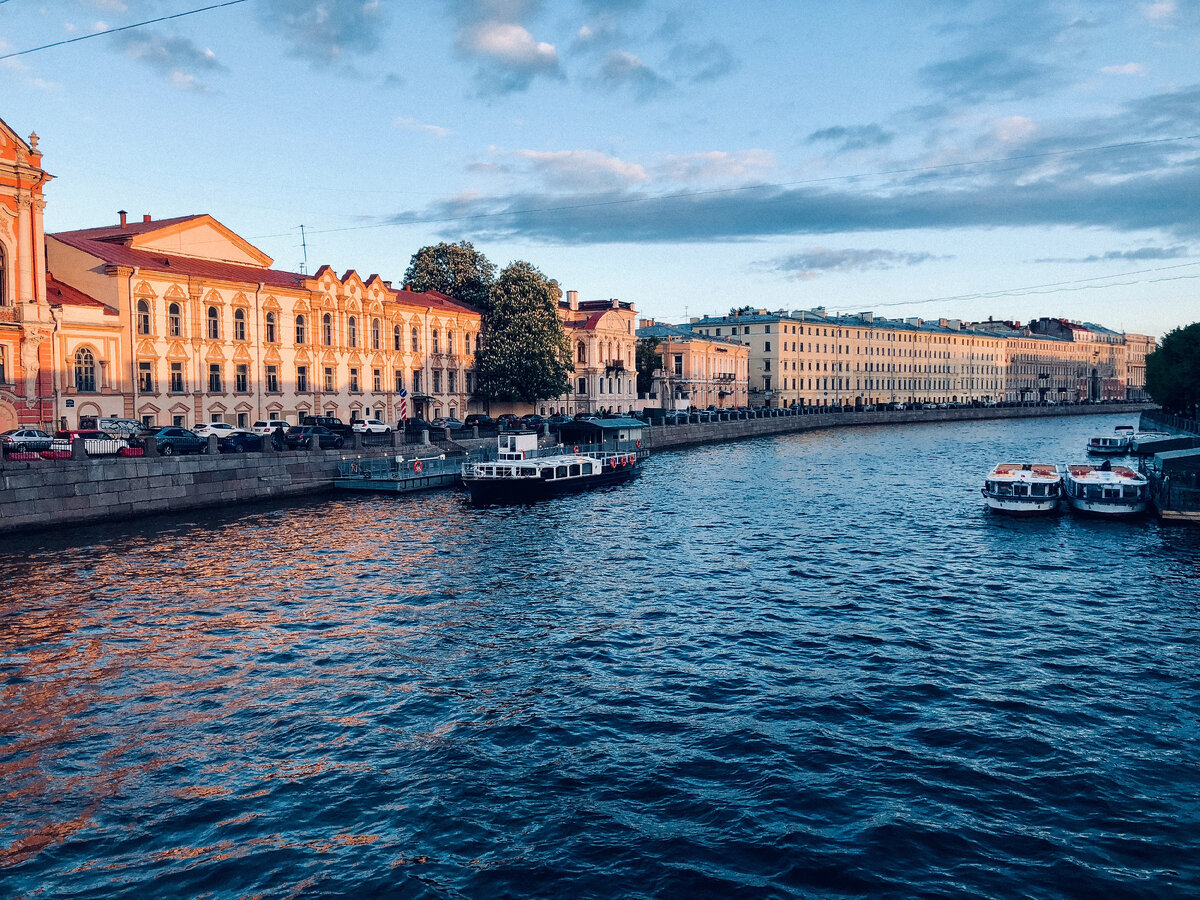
[411,327,419,352]
[74,348,97,392]
[265,311,277,343]
[168,302,182,337]
[348,316,358,348]
[206,306,219,340]
[393,324,401,351]
[0,243,7,306]
[465,333,472,355]
[136,299,151,335]
[372,318,381,350]
[432,329,440,354]
[295,315,307,345]
[577,341,586,363]
[447,331,454,355]
[323,313,333,346]
[234,308,247,341]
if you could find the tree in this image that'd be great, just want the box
[1145,322,1200,415]
[729,304,756,316]
[636,336,661,396]
[474,261,572,404]
[403,241,495,310]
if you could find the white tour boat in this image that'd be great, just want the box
[1086,428,1131,456]
[981,463,1064,515]
[461,430,640,504]
[1063,462,1149,516]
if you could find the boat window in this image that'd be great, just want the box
[542,468,553,480]
[1031,484,1045,496]
[556,466,568,478]
[1087,486,1102,499]
[583,463,593,475]
[521,468,536,477]
[569,464,581,477]
[1013,485,1028,497]
[997,484,1012,495]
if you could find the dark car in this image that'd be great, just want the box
[496,414,522,430]
[132,426,208,456]
[546,413,572,427]
[285,425,344,450]
[463,414,495,428]
[520,414,546,428]
[300,415,353,437]
[403,417,434,433]
[217,430,264,453]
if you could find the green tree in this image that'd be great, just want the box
[729,304,756,316]
[474,261,572,404]
[636,336,661,396]
[403,241,495,310]
[1145,322,1200,415]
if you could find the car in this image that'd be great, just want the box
[351,418,391,434]
[431,416,464,431]
[194,422,237,438]
[300,415,353,437]
[130,426,208,456]
[463,414,495,428]
[520,414,546,428]
[95,417,147,436]
[285,425,344,450]
[403,417,434,433]
[495,414,522,430]
[1,428,54,452]
[50,429,129,456]
[253,419,291,435]
[546,413,572,427]
[217,429,264,453]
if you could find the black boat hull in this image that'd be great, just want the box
[463,466,638,504]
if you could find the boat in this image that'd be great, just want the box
[981,463,1064,515]
[1086,428,1131,456]
[461,430,641,503]
[1063,462,1149,516]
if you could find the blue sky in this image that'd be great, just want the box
[2,0,1198,337]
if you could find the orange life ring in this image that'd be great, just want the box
[609,458,617,469]
[636,439,642,448]
[413,459,423,474]
[573,445,580,454]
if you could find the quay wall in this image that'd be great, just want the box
[0,403,1154,536]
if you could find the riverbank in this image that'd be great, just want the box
[0,403,1154,535]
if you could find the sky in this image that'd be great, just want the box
[2,0,1198,338]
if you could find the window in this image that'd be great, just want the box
[578,341,587,363]
[765,341,771,352]
[169,362,184,392]
[234,308,247,341]
[350,367,360,392]
[673,354,683,376]
[0,245,6,305]
[411,327,419,352]
[323,313,333,346]
[466,373,474,393]
[208,363,222,392]
[465,333,472,355]
[266,364,279,392]
[236,364,248,392]
[296,365,308,392]
[393,324,402,351]
[373,368,381,392]
[74,348,97,392]
[265,312,277,343]
[448,371,456,392]
[578,377,587,394]
[413,370,422,393]
[173,415,185,427]
[447,332,454,355]
[137,299,151,335]
[324,366,334,391]
[138,361,153,392]
[394,370,404,392]
[295,315,306,344]
[237,413,248,429]
[168,302,182,337]
[433,370,442,393]
[207,306,220,339]
[432,330,440,354]
[372,318,381,350]
[348,316,357,348]
[0,346,5,383]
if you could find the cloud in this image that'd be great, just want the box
[919,49,1061,104]
[1142,1,1177,22]
[666,40,737,83]
[256,0,387,66]
[600,50,669,99]
[1035,246,1191,263]
[656,150,775,182]
[1101,63,1146,76]
[111,30,226,90]
[764,248,947,281]
[808,125,895,153]
[393,117,450,138]
[514,150,650,191]
[452,2,560,94]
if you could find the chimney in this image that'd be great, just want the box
[118,210,127,227]
[567,290,578,310]
[143,214,152,223]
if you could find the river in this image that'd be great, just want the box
[2,413,1197,898]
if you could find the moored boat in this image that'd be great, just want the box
[461,430,641,504]
[1064,462,1148,516]
[981,463,1063,515]
[1086,431,1131,455]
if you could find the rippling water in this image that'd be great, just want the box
[2,414,1198,898]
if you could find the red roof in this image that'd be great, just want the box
[563,311,607,331]
[46,274,117,315]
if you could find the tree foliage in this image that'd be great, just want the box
[1145,322,1200,415]
[474,261,572,404]
[729,304,756,316]
[636,336,661,396]
[403,241,495,311]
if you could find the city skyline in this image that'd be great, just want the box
[2,0,1198,339]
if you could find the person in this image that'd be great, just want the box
[1099,458,1112,471]
[272,424,287,451]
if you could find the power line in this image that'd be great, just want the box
[0,0,250,61]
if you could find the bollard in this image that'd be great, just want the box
[71,436,88,460]
[443,427,451,442]
[352,432,364,450]
[421,429,430,446]
[143,437,158,457]
[207,434,219,455]
[261,435,276,456]
[392,430,404,450]
[472,425,479,439]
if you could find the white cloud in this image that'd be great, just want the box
[992,115,1038,143]
[657,150,776,182]
[462,22,557,68]
[515,149,649,191]
[393,117,451,137]
[1142,1,1176,21]
[1101,63,1146,76]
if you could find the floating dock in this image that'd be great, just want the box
[334,454,463,494]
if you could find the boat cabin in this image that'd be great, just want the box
[557,417,645,453]
[497,430,539,460]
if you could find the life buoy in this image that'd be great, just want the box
[636,439,642,448]
[573,445,580,454]
[609,457,617,469]
[413,459,423,474]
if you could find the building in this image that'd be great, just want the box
[553,290,638,416]
[689,310,809,407]
[0,117,54,431]
[635,318,749,409]
[45,212,482,430]
[1026,317,1128,401]
[1123,333,1155,401]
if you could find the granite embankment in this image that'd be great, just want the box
[0,403,1154,535]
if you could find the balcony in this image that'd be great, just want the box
[604,361,626,375]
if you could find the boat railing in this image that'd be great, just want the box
[337,453,468,480]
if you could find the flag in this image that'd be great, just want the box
[399,388,408,421]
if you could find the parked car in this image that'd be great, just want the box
[495,414,521,430]
[431,416,464,431]
[520,414,546,428]
[402,417,434,433]
[1,428,53,452]
[351,418,392,434]
[131,426,208,456]
[300,415,353,437]
[49,429,128,456]
[95,417,147,437]
[546,413,572,427]
[463,414,495,428]
[285,425,344,450]
[253,419,291,435]
[217,429,264,453]
[194,422,237,438]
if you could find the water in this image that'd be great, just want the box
[2,414,1197,898]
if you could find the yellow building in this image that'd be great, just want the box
[1124,333,1155,401]
[553,290,639,416]
[636,318,749,409]
[45,212,482,429]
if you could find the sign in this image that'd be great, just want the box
[398,388,408,421]
[65,399,74,408]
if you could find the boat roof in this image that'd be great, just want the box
[991,463,1058,475]
[1067,464,1141,479]
[1153,448,1200,473]
[560,417,645,431]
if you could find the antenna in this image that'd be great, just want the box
[299,224,308,274]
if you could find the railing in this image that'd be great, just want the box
[1141,410,1199,436]
[337,452,467,481]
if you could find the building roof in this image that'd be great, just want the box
[636,322,745,347]
[45,274,118,315]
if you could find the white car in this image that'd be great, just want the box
[194,422,236,438]
[252,420,290,435]
[352,418,391,434]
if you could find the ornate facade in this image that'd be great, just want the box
[636,319,748,409]
[553,291,639,415]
